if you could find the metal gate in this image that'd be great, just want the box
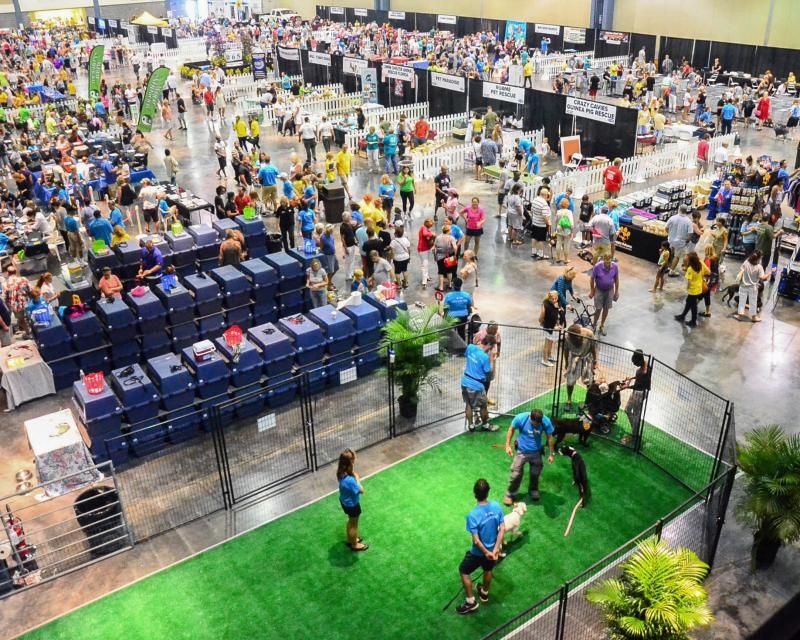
[0,462,133,598]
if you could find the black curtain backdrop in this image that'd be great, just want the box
[692,40,711,69]
[755,47,800,81]
[387,13,415,31]
[277,51,302,77]
[710,41,757,74]
[301,48,333,86]
[481,20,505,38]
[660,37,694,67]
[427,74,467,117]
[572,107,637,159]
[529,90,564,153]
[629,33,657,62]
[414,68,429,103]
[416,13,436,32]
[458,18,482,38]
[374,10,389,24]
[594,37,631,59]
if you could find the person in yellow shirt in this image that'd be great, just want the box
[249,116,260,149]
[233,115,248,147]
[67,81,76,96]
[653,111,666,144]
[359,194,385,226]
[45,113,57,136]
[335,143,353,199]
[470,114,484,137]
[0,93,7,106]
[324,151,336,183]
[637,108,650,134]
[674,251,709,327]
[523,60,534,88]
[111,225,131,247]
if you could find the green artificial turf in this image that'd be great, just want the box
[24,418,700,640]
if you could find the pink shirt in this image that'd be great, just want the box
[464,206,485,231]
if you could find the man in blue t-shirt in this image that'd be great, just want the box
[88,210,113,248]
[443,277,473,342]
[503,409,555,504]
[383,132,399,174]
[461,335,496,432]
[257,156,279,211]
[456,478,506,615]
[720,99,736,135]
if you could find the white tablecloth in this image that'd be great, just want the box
[0,341,56,410]
[24,409,103,497]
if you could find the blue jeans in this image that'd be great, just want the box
[385,153,398,174]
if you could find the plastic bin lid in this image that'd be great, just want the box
[307,305,355,333]
[278,314,326,340]
[186,224,218,244]
[146,352,195,391]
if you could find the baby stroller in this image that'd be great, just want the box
[520,199,535,238]
[570,296,595,328]
[582,380,622,434]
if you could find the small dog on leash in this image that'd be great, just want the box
[503,502,528,540]
[720,282,764,313]
[560,445,591,507]
[553,415,594,447]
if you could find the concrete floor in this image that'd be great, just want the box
[1,64,799,638]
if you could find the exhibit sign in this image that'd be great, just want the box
[535,23,561,35]
[343,56,368,75]
[430,72,465,93]
[438,15,457,25]
[505,20,527,43]
[482,81,525,105]
[565,97,618,125]
[308,51,331,67]
[252,51,266,80]
[354,8,368,17]
[87,45,104,102]
[388,11,405,19]
[563,27,586,44]
[278,47,299,61]
[137,66,170,133]
[384,63,415,83]
[599,31,629,45]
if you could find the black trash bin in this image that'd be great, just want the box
[319,184,346,223]
[266,233,283,254]
[74,487,126,559]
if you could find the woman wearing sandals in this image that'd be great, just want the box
[337,449,368,552]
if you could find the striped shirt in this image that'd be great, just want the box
[530,196,550,228]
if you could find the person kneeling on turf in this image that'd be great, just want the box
[457,478,505,615]
[461,335,498,432]
[503,409,556,505]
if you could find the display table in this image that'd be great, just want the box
[614,223,663,264]
[24,409,103,496]
[0,341,56,410]
[165,191,215,226]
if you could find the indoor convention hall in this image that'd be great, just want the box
[0,1,799,639]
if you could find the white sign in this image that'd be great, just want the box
[257,414,276,432]
[308,51,331,67]
[278,46,300,61]
[329,6,344,15]
[388,11,405,20]
[162,28,173,38]
[384,63,415,83]
[343,56,368,75]
[224,41,243,50]
[438,15,457,25]
[339,366,358,385]
[225,49,244,66]
[97,18,106,29]
[431,71,465,93]
[563,27,586,44]
[147,26,158,35]
[422,342,439,357]
[87,16,95,24]
[108,19,118,28]
[354,8,368,17]
[565,97,618,125]
[482,81,526,105]
[535,23,561,35]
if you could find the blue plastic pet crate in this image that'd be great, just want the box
[215,336,262,389]
[181,345,230,400]
[209,265,252,310]
[251,302,278,327]
[64,310,105,352]
[164,407,203,443]
[72,377,123,440]
[278,314,326,367]
[32,313,72,361]
[184,273,223,316]
[50,357,79,391]
[247,322,296,377]
[174,260,198,278]
[165,229,194,252]
[95,296,137,343]
[186,224,219,260]
[287,247,325,270]
[146,353,196,411]
[307,305,356,356]
[248,244,268,259]
[265,373,298,408]
[127,417,168,456]
[364,293,408,323]
[169,244,196,268]
[154,281,195,325]
[109,363,160,424]
[275,290,305,318]
[112,241,143,282]
[240,258,278,305]
[303,365,328,394]
[212,217,239,242]
[125,288,167,334]
[196,256,219,274]
[169,322,199,352]
[263,252,304,293]
[230,385,267,418]
[139,331,172,360]
[93,431,129,467]
[235,215,267,249]
[87,246,120,277]
[223,306,253,330]
[109,341,139,369]
[77,348,111,375]
[197,313,226,341]
[325,354,357,387]
[342,303,383,348]
[355,347,382,377]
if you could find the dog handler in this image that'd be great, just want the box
[503,409,555,505]
[337,449,368,552]
[456,478,505,615]
[461,335,498,432]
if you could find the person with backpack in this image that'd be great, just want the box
[434,224,458,292]
[554,198,574,264]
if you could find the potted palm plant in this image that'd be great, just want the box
[586,536,713,639]
[736,425,800,570]
[381,305,455,420]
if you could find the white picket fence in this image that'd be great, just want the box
[223,75,303,101]
[364,102,429,129]
[501,128,545,160]
[297,92,364,117]
[537,51,594,79]
[412,142,472,180]
[526,133,736,200]
[4,99,79,122]
[236,82,345,114]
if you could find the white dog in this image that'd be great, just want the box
[503,502,528,540]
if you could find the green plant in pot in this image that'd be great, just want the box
[381,304,455,420]
[736,425,800,570]
[586,536,713,639]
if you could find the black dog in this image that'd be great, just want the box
[553,415,594,447]
[720,281,764,312]
[560,445,590,506]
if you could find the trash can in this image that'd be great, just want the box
[319,184,345,223]
[74,487,126,559]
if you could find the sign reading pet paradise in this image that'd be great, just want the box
[308,51,331,67]
[383,63,414,83]
[565,97,617,125]
[482,81,525,105]
[431,72,465,93]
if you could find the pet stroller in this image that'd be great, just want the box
[582,380,622,434]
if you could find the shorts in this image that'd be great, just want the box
[545,329,558,342]
[262,185,277,202]
[143,207,158,223]
[461,385,487,411]
[592,243,612,261]
[531,225,548,242]
[594,287,614,311]
[437,258,457,276]
[460,551,496,576]
[206,103,214,114]
[340,500,361,519]
[394,258,409,274]
[466,228,483,237]
[497,192,506,206]
[475,158,483,167]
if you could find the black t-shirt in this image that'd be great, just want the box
[237,164,253,185]
[340,222,356,247]
[177,98,186,113]
[214,194,226,219]
[579,202,594,223]
[434,173,450,198]
[276,204,295,229]
[696,93,706,106]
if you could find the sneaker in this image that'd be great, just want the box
[685,321,697,328]
[598,325,606,336]
[456,600,479,615]
[487,399,497,407]
[479,422,499,432]
[673,315,685,322]
[541,359,554,367]
[503,495,514,506]
[530,490,541,501]
[478,585,490,603]
[547,357,557,362]
[467,423,476,432]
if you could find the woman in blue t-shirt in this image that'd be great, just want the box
[337,449,368,552]
[298,206,316,239]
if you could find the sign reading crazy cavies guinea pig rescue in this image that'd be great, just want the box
[565,97,618,125]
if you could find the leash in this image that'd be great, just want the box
[564,497,583,537]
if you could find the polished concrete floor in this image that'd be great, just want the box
[1,64,799,638]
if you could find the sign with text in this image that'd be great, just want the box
[354,8,368,17]
[87,16,94,24]
[88,45,104,101]
[343,56,368,75]
[146,25,158,34]
[329,6,344,15]
[438,15,457,25]
[566,97,618,125]
[278,46,300,61]
[482,81,525,105]
[97,18,106,30]
[505,20,527,43]
[137,66,169,133]
[535,23,560,35]
[108,19,118,28]
[431,71,465,93]
[225,49,244,67]
[388,11,405,20]
[384,63,415,83]
[563,27,586,44]
[308,51,331,67]
[162,27,173,38]
[252,51,266,80]
[599,31,629,45]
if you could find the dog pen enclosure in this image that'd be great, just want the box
[2,324,736,640]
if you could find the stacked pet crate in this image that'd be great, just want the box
[125,287,170,359]
[307,305,357,386]
[164,228,197,278]
[364,293,408,322]
[95,297,139,368]
[235,214,268,259]
[63,309,110,375]
[278,314,328,393]
[154,279,197,351]
[146,353,201,445]
[87,244,120,281]
[113,240,143,289]
[247,322,298,407]
[342,302,384,377]
[288,247,325,310]
[32,312,77,390]
[239,258,278,325]
[187,224,220,273]
[72,377,123,464]
[210,265,253,330]
[108,363,161,461]
[181,342,231,427]
[215,336,265,417]
[264,252,305,317]
[184,273,225,341]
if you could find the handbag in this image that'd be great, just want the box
[443,255,458,268]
